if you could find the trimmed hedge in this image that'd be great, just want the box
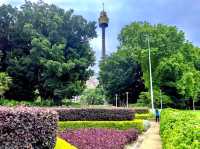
[0,106,58,149]
[133,107,149,114]
[160,109,200,149]
[54,108,135,121]
[135,113,154,120]
[59,128,138,149]
[58,119,144,133]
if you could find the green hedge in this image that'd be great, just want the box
[135,113,154,120]
[58,119,144,133]
[160,109,200,149]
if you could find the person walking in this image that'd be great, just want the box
[155,109,160,122]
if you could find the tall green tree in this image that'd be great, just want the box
[116,22,200,108]
[0,1,96,102]
[99,48,144,104]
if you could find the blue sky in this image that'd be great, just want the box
[1,0,200,73]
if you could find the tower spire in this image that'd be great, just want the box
[98,3,109,59]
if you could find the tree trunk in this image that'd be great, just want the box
[193,100,195,111]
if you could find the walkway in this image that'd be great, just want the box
[125,122,162,149]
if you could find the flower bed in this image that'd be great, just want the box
[58,119,144,133]
[0,106,58,149]
[160,109,200,149]
[59,128,138,149]
[54,108,135,121]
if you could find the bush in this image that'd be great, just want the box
[134,107,149,114]
[0,106,58,149]
[58,119,144,133]
[0,72,12,97]
[160,109,200,149]
[54,108,135,121]
[59,128,138,149]
[80,87,105,105]
[135,113,154,120]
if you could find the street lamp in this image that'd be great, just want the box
[115,94,118,108]
[146,35,154,111]
[126,92,129,108]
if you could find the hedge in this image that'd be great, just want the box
[54,108,135,121]
[0,106,58,149]
[160,109,200,149]
[58,119,144,133]
[135,113,154,120]
[133,107,149,114]
[59,128,138,149]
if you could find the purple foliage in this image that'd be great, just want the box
[54,108,135,121]
[0,106,58,149]
[59,128,138,149]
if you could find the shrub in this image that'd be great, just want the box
[54,137,77,149]
[0,106,58,149]
[134,107,149,114]
[58,119,144,133]
[54,108,135,121]
[135,113,154,120]
[80,87,105,105]
[59,128,138,149]
[160,109,200,149]
[0,72,12,97]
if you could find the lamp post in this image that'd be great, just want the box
[146,35,154,111]
[126,92,129,108]
[160,89,163,109]
[115,94,118,108]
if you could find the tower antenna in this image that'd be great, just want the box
[98,3,109,59]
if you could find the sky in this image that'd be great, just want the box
[1,0,200,73]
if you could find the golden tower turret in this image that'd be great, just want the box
[98,3,109,59]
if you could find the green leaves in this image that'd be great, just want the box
[0,1,96,102]
[99,48,144,103]
[0,72,12,97]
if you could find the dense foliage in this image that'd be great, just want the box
[100,21,200,108]
[0,106,58,149]
[59,128,138,149]
[0,72,12,98]
[80,87,105,105]
[160,109,200,149]
[0,1,96,103]
[99,48,144,104]
[58,119,144,132]
[54,108,135,121]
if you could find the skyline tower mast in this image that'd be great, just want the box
[98,3,109,59]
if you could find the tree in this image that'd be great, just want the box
[0,1,96,103]
[0,72,12,98]
[99,48,144,104]
[177,70,200,110]
[80,87,105,105]
[118,22,185,89]
[117,22,200,108]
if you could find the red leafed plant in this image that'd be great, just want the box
[59,128,138,149]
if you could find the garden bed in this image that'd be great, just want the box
[58,119,144,133]
[59,128,138,149]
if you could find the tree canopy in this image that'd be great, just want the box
[0,1,96,103]
[100,21,200,109]
[99,48,144,104]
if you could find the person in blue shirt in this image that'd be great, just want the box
[155,109,160,122]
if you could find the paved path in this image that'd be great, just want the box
[125,122,162,149]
